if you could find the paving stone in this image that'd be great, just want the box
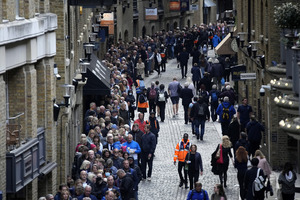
[136,58,240,200]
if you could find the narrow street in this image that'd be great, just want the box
[138,58,240,199]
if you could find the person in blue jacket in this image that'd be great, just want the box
[212,33,221,48]
[216,96,236,135]
[122,134,141,165]
[186,182,209,200]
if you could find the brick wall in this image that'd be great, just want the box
[0,75,7,200]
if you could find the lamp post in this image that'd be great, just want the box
[227,24,235,38]
[238,32,247,47]
[89,33,98,42]
[92,24,100,33]
[249,41,260,57]
[83,43,95,61]
[79,60,89,82]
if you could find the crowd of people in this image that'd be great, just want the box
[38,22,297,200]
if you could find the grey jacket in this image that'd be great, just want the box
[278,170,297,194]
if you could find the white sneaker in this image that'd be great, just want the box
[147,177,151,181]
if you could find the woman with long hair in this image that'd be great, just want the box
[278,162,297,200]
[211,183,227,200]
[234,146,248,200]
[214,135,233,188]
[255,150,272,179]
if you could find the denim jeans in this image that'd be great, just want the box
[194,119,206,139]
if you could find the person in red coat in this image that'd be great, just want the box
[133,112,146,133]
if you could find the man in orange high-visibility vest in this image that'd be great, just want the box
[174,133,191,188]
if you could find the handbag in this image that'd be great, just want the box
[215,144,221,159]
[265,179,274,197]
[216,144,224,164]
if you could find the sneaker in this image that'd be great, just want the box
[147,177,151,181]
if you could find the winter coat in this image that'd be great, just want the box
[212,35,221,47]
[191,66,201,81]
[246,120,264,143]
[180,87,194,106]
[141,131,156,154]
[278,170,297,195]
[185,152,203,172]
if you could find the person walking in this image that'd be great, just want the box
[147,82,158,114]
[216,96,236,135]
[278,162,297,200]
[190,96,210,140]
[191,63,201,92]
[234,146,248,200]
[213,135,234,188]
[156,84,168,122]
[209,84,220,122]
[211,183,227,200]
[178,47,190,79]
[186,182,209,200]
[146,111,160,147]
[237,98,253,131]
[244,158,265,200]
[180,82,194,125]
[174,133,192,188]
[228,117,241,154]
[168,77,181,118]
[185,144,203,190]
[255,150,272,180]
[246,115,264,157]
[140,124,156,181]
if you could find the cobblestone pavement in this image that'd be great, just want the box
[137,58,240,200]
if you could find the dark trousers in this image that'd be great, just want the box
[183,104,189,124]
[178,161,188,183]
[141,152,154,179]
[129,106,135,120]
[237,170,246,200]
[188,170,199,190]
[210,102,218,122]
[249,142,260,157]
[161,62,166,72]
[193,81,200,93]
[180,63,188,78]
[282,192,295,200]
[157,101,166,122]
[221,121,230,135]
[149,100,156,113]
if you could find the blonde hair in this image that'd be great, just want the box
[80,160,91,170]
[221,135,232,148]
[87,172,96,182]
[255,150,265,159]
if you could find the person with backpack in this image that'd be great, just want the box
[147,82,158,114]
[137,88,149,114]
[135,76,145,102]
[246,115,264,157]
[216,96,236,135]
[244,158,265,200]
[190,96,210,141]
[209,84,220,122]
[186,182,209,200]
[156,84,168,122]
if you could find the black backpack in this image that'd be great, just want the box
[198,104,205,116]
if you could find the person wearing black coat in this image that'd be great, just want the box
[244,158,265,200]
[190,96,210,140]
[141,124,157,180]
[235,132,250,154]
[156,84,169,122]
[234,146,248,200]
[228,117,241,154]
[185,144,203,190]
[125,89,136,121]
[246,116,264,157]
[213,135,233,188]
[191,63,201,92]
[180,83,194,124]
[146,112,160,145]
[178,47,190,79]
[211,59,224,90]
[117,169,134,200]
[191,46,201,65]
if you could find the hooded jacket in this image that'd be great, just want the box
[278,170,297,194]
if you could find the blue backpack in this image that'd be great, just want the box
[211,92,218,102]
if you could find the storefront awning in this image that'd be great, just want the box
[83,54,111,96]
[204,0,216,7]
[215,32,236,55]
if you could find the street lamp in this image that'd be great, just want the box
[89,33,98,42]
[227,24,235,38]
[238,32,247,47]
[53,84,74,121]
[83,43,95,61]
[92,24,100,33]
[79,60,89,82]
[249,41,260,57]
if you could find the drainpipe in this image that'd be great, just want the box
[247,0,251,42]
[60,112,68,184]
